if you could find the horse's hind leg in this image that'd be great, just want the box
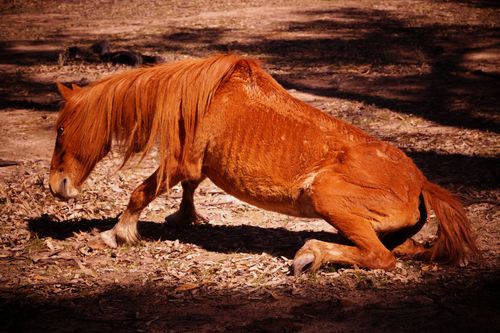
[166,177,208,226]
[391,238,429,260]
[382,195,430,261]
[293,173,396,275]
[293,219,396,275]
[101,169,179,248]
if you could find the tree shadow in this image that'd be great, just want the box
[2,7,498,132]
[0,40,61,66]
[143,8,500,132]
[408,151,499,191]
[0,39,66,111]
[27,214,344,259]
[0,71,60,111]
[1,269,498,333]
[243,8,499,132]
[435,0,500,9]
[162,27,229,45]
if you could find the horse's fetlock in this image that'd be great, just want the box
[382,256,397,270]
[376,252,396,270]
[362,250,395,270]
[114,222,139,245]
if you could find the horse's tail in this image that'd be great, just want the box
[421,180,480,265]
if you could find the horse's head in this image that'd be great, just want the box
[49,82,110,200]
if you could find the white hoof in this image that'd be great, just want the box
[293,252,316,276]
[100,229,118,248]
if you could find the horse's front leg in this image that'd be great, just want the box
[166,177,208,226]
[101,169,176,248]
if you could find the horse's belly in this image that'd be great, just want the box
[203,165,317,218]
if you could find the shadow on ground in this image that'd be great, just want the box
[1,271,498,332]
[28,214,346,259]
[159,7,499,132]
[408,151,500,192]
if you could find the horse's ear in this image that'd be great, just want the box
[71,83,82,92]
[56,82,74,100]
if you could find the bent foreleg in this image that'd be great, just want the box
[101,169,180,247]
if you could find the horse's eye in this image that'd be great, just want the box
[57,127,64,135]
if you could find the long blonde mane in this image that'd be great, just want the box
[57,54,249,190]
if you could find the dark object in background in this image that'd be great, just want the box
[101,51,163,66]
[0,159,18,167]
[101,51,143,66]
[142,54,163,64]
[90,40,111,55]
[66,46,99,62]
[64,40,162,66]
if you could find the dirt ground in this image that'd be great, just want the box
[0,0,499,332]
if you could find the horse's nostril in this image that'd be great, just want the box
[60,177,69,196]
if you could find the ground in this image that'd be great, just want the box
[0,0,499,332]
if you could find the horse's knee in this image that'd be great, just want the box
[379,252,396,270]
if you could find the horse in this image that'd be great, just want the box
[49,54,479,275]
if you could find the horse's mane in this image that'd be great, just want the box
[57,54,249,190]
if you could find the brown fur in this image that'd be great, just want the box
[50,54,479,272]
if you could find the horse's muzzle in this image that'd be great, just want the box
[49,172,80,200]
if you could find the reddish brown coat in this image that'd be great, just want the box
[50,54,479,273]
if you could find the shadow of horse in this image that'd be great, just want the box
[28,214,345,259]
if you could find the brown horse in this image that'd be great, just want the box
[49,54,479,274]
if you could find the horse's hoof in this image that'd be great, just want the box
[293,252,315,276]
[87,237,109,250]
[166,211,209,227]
[459,257,469,267]
[100,230,118,248]
[165,212,185,227]
[193,213,209,225]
